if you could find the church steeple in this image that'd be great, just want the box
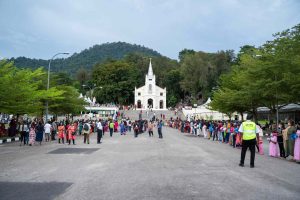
[147,58,153,77]
[145,58,156,94]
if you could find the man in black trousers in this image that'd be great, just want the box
[96,119,103,144]
[239,116,259,168]
[157,120,163,139]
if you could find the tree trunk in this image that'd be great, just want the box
[252,108,258,123]
[240,112,244,121]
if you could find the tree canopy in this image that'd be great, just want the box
[211,24,300,121]
[0,60,85,116]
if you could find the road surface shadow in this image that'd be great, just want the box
[0,181,72,200]
[48,148,99,154]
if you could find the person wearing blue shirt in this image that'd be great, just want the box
[157,120,163,139]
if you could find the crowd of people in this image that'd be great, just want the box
[165,118,300,163]
[0,115,166,146]
[1,113,299,164]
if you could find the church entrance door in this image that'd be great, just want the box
[148,99,153,109]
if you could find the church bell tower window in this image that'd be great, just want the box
[149,84,152,94]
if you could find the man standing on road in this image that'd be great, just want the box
[44,121,52,142]
[148,121,154,137]
[51,120,57,141]
[96,119,103,144]
[19,120,29,146]
[133,121,139,138]
[109,120,114,137]
[239,116,260,168]
[83,121,91,144]
[157,120,163,139]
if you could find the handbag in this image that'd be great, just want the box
[290,133,297,140]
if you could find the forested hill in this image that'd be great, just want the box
[9,42,162,75]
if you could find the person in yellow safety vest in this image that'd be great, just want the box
[238,115,260,168]
[109,121,114,137]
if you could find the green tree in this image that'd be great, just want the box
[92,60,140,104]
[211,24,300,122]
[49,85,85,115]
[0,60,64,115]
[164,69,183,106]
[76,68,89,92]
[178,49,196,63]
[180,52,210,102]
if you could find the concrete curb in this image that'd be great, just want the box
[0,137,20,144]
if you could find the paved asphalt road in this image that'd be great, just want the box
[0,127,299,200]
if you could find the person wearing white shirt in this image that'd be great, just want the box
[44,122,52,142]
[96,120,103,144]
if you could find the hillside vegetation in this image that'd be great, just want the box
[10,42,161,74]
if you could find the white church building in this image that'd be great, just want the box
[134,59,167,110]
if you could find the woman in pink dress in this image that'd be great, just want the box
[67,123,76,145]
[29,122,36,146]
[258,126,264,155]
[258,137,264,155]
[294,129,300,162]
[268,132,279,157]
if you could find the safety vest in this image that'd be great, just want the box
[242,121,256,140]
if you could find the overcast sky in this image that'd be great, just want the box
[0,0,299,60]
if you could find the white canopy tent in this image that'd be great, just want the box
[182,98,245,121]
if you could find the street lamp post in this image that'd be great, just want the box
[275,74,279,130]
[45,52,69,122]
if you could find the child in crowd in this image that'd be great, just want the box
[268,131,279,157]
